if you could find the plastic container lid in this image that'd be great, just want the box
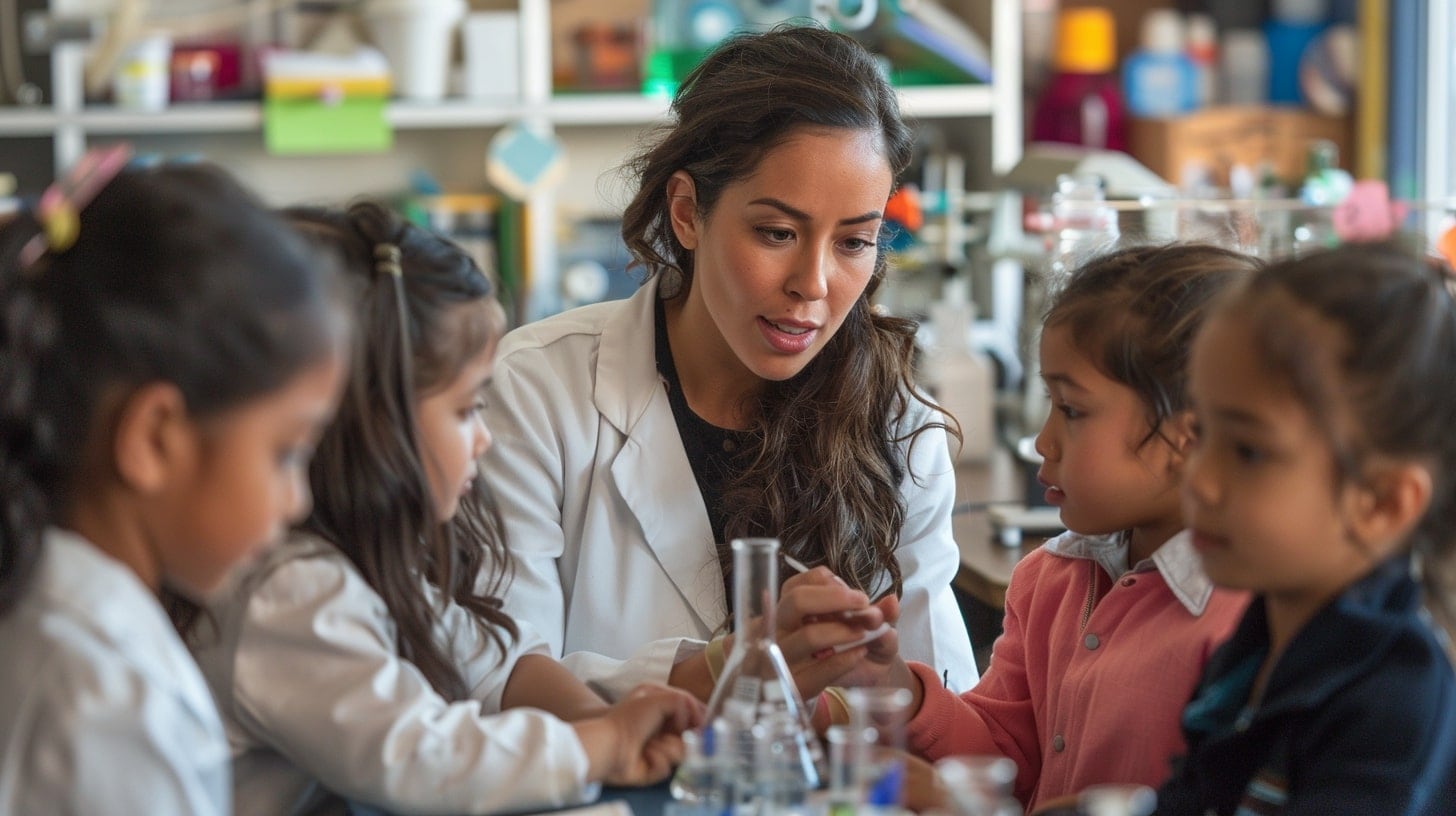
[1140,9,1185,53]
[1187,13,1217,56]
[1054,7,1116,74]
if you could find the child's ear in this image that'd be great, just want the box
[113,383,197,494]
[1162,409,1198,472]
[1345,461,1434,558]
[666,171,700,251]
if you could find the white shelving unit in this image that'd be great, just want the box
[2,0,1021,317]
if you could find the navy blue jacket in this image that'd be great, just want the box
[1156,556,1456,815]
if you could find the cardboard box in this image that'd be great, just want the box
[1129,106,1353,188]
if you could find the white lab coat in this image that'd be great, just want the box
[482,279,979,702]
[189,533,595,816]
[0,528,230,816]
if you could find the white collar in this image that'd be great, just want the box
[1042,529,1214,616]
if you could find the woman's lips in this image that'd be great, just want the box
[758,316,818,354]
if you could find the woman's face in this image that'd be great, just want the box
[668,127,893,386]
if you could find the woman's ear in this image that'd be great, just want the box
[112,382,197,494]
[1345,461,1434,559]
[666,171,699,251]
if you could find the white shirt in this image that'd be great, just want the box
[0,528,229,816]
[483,279,979,701]
[190,533,594,816]
[1042,529,1216,615]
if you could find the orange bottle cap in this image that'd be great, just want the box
[1054,7,1117,74]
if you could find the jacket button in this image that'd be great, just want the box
[1121,577,1136,587]
[1084,633,1100,650]
[1052,734,1065,752]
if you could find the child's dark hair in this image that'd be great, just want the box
[285,201,515,701]
[1221,241,1456,644]
[0,164,345,615]
[620,23,947,603]
[1045,243,1264,447]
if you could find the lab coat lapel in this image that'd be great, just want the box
[596,281,726,633]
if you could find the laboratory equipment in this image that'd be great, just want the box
[702,537,825,810]
[1078,784,1157,816]
[937,754,1019,816]
[839,687,913,811]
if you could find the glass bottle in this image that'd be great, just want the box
[1030,7,1126,151]
[1022,173,1118,432]
[704,537,824,808]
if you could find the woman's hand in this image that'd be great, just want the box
[573,683,704,786]
[775,567,900,699]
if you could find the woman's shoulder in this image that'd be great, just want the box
[496,297,630,362]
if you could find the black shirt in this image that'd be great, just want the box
[653,297,752,555]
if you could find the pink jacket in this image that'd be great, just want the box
[904,531,1248,812]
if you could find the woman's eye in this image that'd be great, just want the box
[842,237,876,252]
[757,227,794,243]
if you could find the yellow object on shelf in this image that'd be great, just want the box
[262,48,392,155]
[1052,7,1116,74]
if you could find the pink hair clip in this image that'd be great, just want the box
[17,144,134,272]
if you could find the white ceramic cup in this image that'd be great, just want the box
[361,0,466,101]
[112,33,172,111]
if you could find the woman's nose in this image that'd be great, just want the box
[787,245,830,301]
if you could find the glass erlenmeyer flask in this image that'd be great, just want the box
[704,537,824,808]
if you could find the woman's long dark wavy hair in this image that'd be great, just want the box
[285,202,516,701]
[1222,241,1456,654]
[619,24,956,602]
[0,164,343,615]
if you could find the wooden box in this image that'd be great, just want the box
[1128,105,1353,187]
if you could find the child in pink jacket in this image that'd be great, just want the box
[877,244,1258,812]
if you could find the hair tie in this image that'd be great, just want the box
[374,243,403,278]
[17,144,132,273]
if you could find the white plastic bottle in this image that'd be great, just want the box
[1186,13,1218,109]
[1220,28,1269,105]
[928,272,997,463]
[1121,9,1198,117]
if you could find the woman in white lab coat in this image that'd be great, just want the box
[482,25,979,710]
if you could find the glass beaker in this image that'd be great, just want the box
[1078,784,1157,816]
[839,687,913,810]
[936,755,1019,816]
[669,719,732,807]
[703,537,824,808]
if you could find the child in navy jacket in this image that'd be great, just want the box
[1164,241,1456,815]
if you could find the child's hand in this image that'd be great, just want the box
[574,683,704,787]
[834,592,904,689]
[901,750,949,813]
[775,567,896,698]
